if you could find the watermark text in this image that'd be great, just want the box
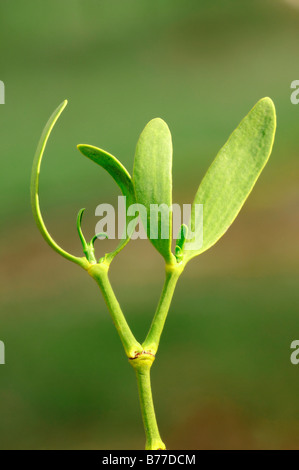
[0,341,5,365]
[290,340,299,365]
[290,80,299,104]
[94,197,203,251]
[0,80,4,104]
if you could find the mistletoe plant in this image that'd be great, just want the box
[31,98,276,450]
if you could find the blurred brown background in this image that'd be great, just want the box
[0,0,299,449]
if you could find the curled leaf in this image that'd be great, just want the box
[91,232,109,246]
[76,208,88,249]
[30,101,87,268]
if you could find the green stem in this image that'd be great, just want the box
[88,263,143,358]
[131,355,165,450]
[88,261,183,450]
[143,264,183,354]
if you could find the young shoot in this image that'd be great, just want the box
[31,98,276,450]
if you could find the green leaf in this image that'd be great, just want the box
[183,97,276,262]
[77,144,136,262]
[133,118,174,264]
[30,100,87,268]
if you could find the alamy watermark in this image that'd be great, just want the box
[0,80,4,104]
[290,340,299,365]
[94,197,203,251]
[290,80,299,104]
[0,341,5,365]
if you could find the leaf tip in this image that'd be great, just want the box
[259,96,274,105]
[77,144,91,157]
[256,96,276,115]
[150,117,167,124]
[145,117,170,132]
[59,100,68,113]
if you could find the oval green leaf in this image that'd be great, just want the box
[183,97,276,261]
[133,118,174,264]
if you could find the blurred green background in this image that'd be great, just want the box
[0,0,299,450]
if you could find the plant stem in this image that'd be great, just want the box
[130,354,166,450]
[143,264,183,354]
[89,261,183,450]
[88,263,143,358]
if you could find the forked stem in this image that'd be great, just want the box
[88,261,182,449]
